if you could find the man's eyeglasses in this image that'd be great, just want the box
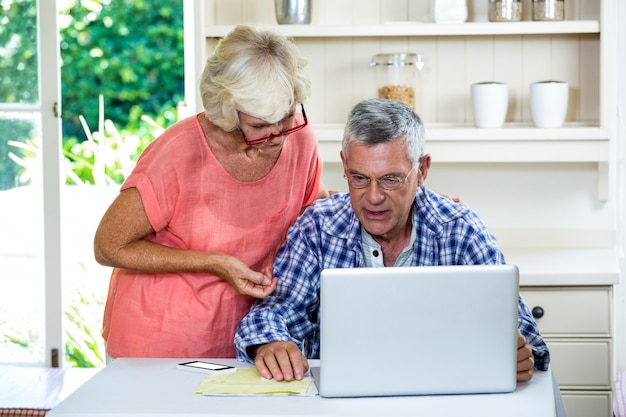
[238,104,308,146]
[344,167,415,191]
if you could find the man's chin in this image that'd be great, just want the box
[361,223,391,240]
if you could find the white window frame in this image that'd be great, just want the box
[39,0,63,367]
[184,0,204,114]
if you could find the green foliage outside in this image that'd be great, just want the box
[1,0,184,188]
[0,118,36,189]
[0,0,38,104]
[61,94,170,186]
[64,281,106,368]
[59,0,184,141]
[1,0,185,367]
[0,0,39,188]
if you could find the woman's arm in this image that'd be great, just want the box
[94,187,276,298]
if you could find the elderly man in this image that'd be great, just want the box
[235,98,550,383]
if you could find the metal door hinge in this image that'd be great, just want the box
[51,348,59,367]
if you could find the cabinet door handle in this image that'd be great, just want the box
[531,306,545,319]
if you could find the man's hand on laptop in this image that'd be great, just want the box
[252,341,309,381]
[516,333,535,382]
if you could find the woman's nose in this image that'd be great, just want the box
[269,120,284,135]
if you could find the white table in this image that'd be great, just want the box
[47,358,557,417]
[0,366,98,411]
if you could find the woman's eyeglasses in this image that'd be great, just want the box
[238,104,308,146]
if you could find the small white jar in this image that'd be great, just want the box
[430,0,468,23]
[530,81,569,128]
[471,82,509,128]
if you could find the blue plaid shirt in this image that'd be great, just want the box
[235,188,550,371]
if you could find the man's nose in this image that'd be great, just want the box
[364,180,386,200]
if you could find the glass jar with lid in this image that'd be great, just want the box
[532,0,564,21]
[370,53,424,110]
[488,0,522,22]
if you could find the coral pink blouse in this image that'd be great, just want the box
[102,113,322,358]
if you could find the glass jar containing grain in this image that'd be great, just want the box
[488,0,522,22]
[370,53,424,110]
[532,0,564,21]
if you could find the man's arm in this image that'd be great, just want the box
[452,214,550,374]
[517,295,550,371]
[234,208,324,365]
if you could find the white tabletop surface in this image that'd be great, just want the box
[0,366,99,410]
[47,358,557,417]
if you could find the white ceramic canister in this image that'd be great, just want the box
[471,82,509,128]
[530,81,569,128]
[430,0,468,23]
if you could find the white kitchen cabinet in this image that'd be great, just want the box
[198,1,618,415]
[521,286,613,417]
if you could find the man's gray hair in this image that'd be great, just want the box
[341,98,425,169]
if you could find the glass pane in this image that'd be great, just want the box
[60,185,115,368]
[0,0,39,104]
[57,0,184,368]
[0,112,45,364]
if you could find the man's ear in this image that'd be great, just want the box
[340,150,349,175]
[418,154,432,185]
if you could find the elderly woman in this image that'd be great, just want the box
[94,25,328,359]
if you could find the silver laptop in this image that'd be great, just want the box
[312,264,519,397]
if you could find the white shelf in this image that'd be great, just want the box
[486,228,618,286]
[506,247,620,286]
[315,123,609,163]
[315,122,607,140]
[205,21,600,38]
[315,123,610,200]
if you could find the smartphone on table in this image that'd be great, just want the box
[176,361,237,375]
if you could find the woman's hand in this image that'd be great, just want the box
[437,192,461,203]
[213,256,277,299]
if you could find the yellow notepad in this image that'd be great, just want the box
[195,368,313,396]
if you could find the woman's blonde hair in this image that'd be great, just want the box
[199,25,311,132]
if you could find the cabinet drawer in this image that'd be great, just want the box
[520,287,611,336]
[548,339,611,388]
[561,391,612,417]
